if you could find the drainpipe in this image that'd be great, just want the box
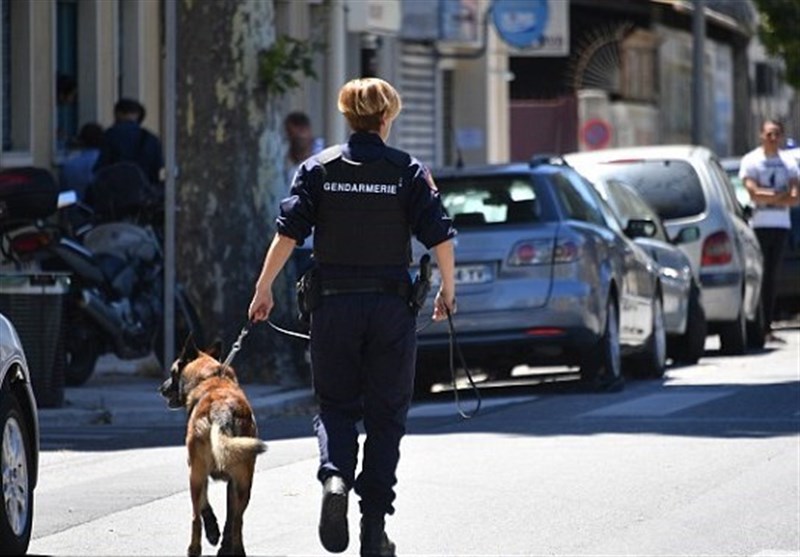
[326,0,347,145]
[692,0,706,146]
[162,0,177,371]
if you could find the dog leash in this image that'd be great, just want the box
[221,322,252,369]
[445,308,482,419]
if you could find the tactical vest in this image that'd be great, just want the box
[313,145,412,266]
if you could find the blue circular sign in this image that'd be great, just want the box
[492,0,550,49]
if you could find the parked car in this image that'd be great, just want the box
[582,174,707,364]
[0,312,39,555]
[565,145,765,354]
[412,157,667,395]
[721,155,800,311]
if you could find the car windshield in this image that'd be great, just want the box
[436,174,542,227]
[594,159,706,220]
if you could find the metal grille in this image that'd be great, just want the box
[0,274,69,408]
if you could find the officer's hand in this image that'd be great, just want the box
[432,289,456,322]
[248,288,274,323]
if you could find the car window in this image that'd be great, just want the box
[606,179,669,242]
[551,172,606,227]
[594,159,706,220]
[436,174,542,227]
[709,157,746,219]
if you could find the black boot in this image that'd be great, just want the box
[319,476,349,553]
[360,515,396,557]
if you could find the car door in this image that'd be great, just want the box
[572,172,656,346]
[709,157,764,319]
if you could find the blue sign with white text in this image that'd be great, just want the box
[492,0,549,49]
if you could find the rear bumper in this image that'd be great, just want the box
[699,271,742,322]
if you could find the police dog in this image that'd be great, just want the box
[159,340,267,556]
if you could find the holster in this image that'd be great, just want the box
[409,254,432,316]
[296,267,321,324]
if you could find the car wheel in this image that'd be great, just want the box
[629,294,667,378]
[746,297,766,350]
[669,282,707,365]
[413,360,444,398]
[0,393,34,556]
[65,322,101,387]
[719,297,747,355]
[581,297,624,392]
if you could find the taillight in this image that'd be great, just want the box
[508,239,580,266]
[701,231,733,266]
[9,231,52,254]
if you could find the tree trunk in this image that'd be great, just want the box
[176,0,302,384]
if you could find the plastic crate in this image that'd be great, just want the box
[0,273,70,408]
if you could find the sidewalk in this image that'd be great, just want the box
[37,354,316,429]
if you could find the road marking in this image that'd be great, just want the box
[579,390,733,418]
[408,395,536,418]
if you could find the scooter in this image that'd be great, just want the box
[0,166,204,386]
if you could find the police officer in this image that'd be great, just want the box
[248,77,456,556]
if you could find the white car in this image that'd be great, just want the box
[566,145,765,354]
[0,312,39,555]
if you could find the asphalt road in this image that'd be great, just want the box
[28,324,800,556]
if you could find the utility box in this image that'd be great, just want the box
[0,273,70,408]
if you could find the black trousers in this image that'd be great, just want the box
[310,292,416,517]
[754,227,789,330]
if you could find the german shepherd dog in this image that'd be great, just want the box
[159,341,267,556]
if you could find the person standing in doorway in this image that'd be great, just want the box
[249,77,456,556]
[283,111,324,187]
[94,98,165,186]
[740,118,800,343]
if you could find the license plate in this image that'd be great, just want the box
[431,264,493,286]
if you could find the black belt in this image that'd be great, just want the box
[319,277,410,299]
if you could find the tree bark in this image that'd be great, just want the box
[176,0,302,384]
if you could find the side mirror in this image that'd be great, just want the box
[671,225,701,244]
[625,218,657,239]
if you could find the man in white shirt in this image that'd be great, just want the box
[740,118,800,342]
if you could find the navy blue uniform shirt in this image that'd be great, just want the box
[277,132,455,279]
[94,121,165,185]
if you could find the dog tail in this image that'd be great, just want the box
[210,423,268,469]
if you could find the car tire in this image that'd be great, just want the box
[64,325,101,387]
[581,296,624,392]
[629,294,667,378]
[669,282,707,365]
[746,297,766,350]
[719,297,747,355]
[0,393,34,556]
[413,360,443,398]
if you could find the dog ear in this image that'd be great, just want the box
[205,338,224,360]
[178,332,198,362]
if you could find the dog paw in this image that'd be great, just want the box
[187,542,201,557]
[202,507,221,545]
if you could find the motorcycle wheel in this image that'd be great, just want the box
[64,325,102,387]
[154,287,205,368]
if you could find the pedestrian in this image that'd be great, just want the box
[284,110,324,187]
[59,122,104,200]
[94,98,165,186]
[740,118,800,343]
[248,77,457,556]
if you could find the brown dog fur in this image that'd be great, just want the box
[159,342,267,556]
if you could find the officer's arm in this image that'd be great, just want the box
[248,233,297,322]
[432,239,456,321]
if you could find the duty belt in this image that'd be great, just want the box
[319,277,410,298]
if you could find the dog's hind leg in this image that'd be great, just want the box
[188,471,207,557]
[202,505,221,546]
[218,474,252,555]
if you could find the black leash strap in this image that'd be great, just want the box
[446,308,482,419]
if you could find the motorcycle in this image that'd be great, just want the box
[0,165,204,386]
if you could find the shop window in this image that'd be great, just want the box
[56,0,79,154]
[1,0,31,156]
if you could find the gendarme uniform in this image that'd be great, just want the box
[277,131,455,518]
